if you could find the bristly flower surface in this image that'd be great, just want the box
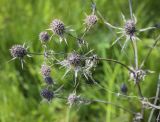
[58,51,97,84]
[83,54,98,81]
[84,14,98,29]
[129,69,146,83]
[44,76,54,85]
[9,44,30,69]
[41,64,51,77]
[67,92,90,107]
[106,14,156,50]
[59,52,83,81]
[39,31,50,43]
[67,92,80,107]
[40,88,54,102]
[48,19,74,44]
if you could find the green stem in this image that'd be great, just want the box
[128,0,133,19]
[91,99,136,115]
[66,107,71,122]
[131,40,138,69]
[97,58,134,73]
[140,35,160,68]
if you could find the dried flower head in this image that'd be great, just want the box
[85,54,98,69]
[82,54,98,81]
[41,64,51,77]
[39,31,50,43]
[67,92,80,107]
[44,76,54,85]
[130,69,146,83]
[120,83,128,94]
[10,45,27,58]
[85,14,98,28]
[133,113,143,122]
[40,88,54,101]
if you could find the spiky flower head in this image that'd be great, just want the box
[50,19,65,37]
[120,83,128,94]
[40,88,54,101]
[85,14,98,28]
[60,52,82,71]
[10,45,27,58]
[124,19,136,38]
[67,92,80,107]
[39,31,49,43]
[67,52,82,68]
[44,76,53,85]
[130,69,146,83]
[85,54,98,69]
[41,64,51,77]
[59,52,84,82]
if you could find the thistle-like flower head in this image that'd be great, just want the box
[39,31,50,43]
[59,52,83,80]
[124,19,136,37]
[130,69,146,83]
[41,64,51,77]
[85,14,98,28]
[50,19,65,37]
[44,76,54,85]
[67,52,82,68]
[67,92,80,107]
[9,44,30,69]
[10,45,27,58]
[40,88,54,101]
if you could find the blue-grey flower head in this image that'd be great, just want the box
[120,83,128,94]
[124,20,136,37]
[39,31,49,43]
[67,52,82,68]
[10,45,27,58]
[40,88,54,101]
[67,92,80,106]
[41,64,51,77]
[50,19,65,36]
[44,76,54,85]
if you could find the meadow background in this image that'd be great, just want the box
[0,0,160,122]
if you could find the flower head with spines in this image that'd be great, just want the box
[9,44,31,69]
[40,88,54,102]
[84,14,98,29]
[104,13,156,51]
[39,31,50,43]
[58,51,83,81]
[47,19,74,44]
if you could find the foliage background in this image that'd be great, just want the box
[0,0,160,122]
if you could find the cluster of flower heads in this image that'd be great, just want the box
[9,1,160,117]
[9,6,99,103]
[41,64,53,85]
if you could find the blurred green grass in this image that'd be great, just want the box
[0,0,160,122]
